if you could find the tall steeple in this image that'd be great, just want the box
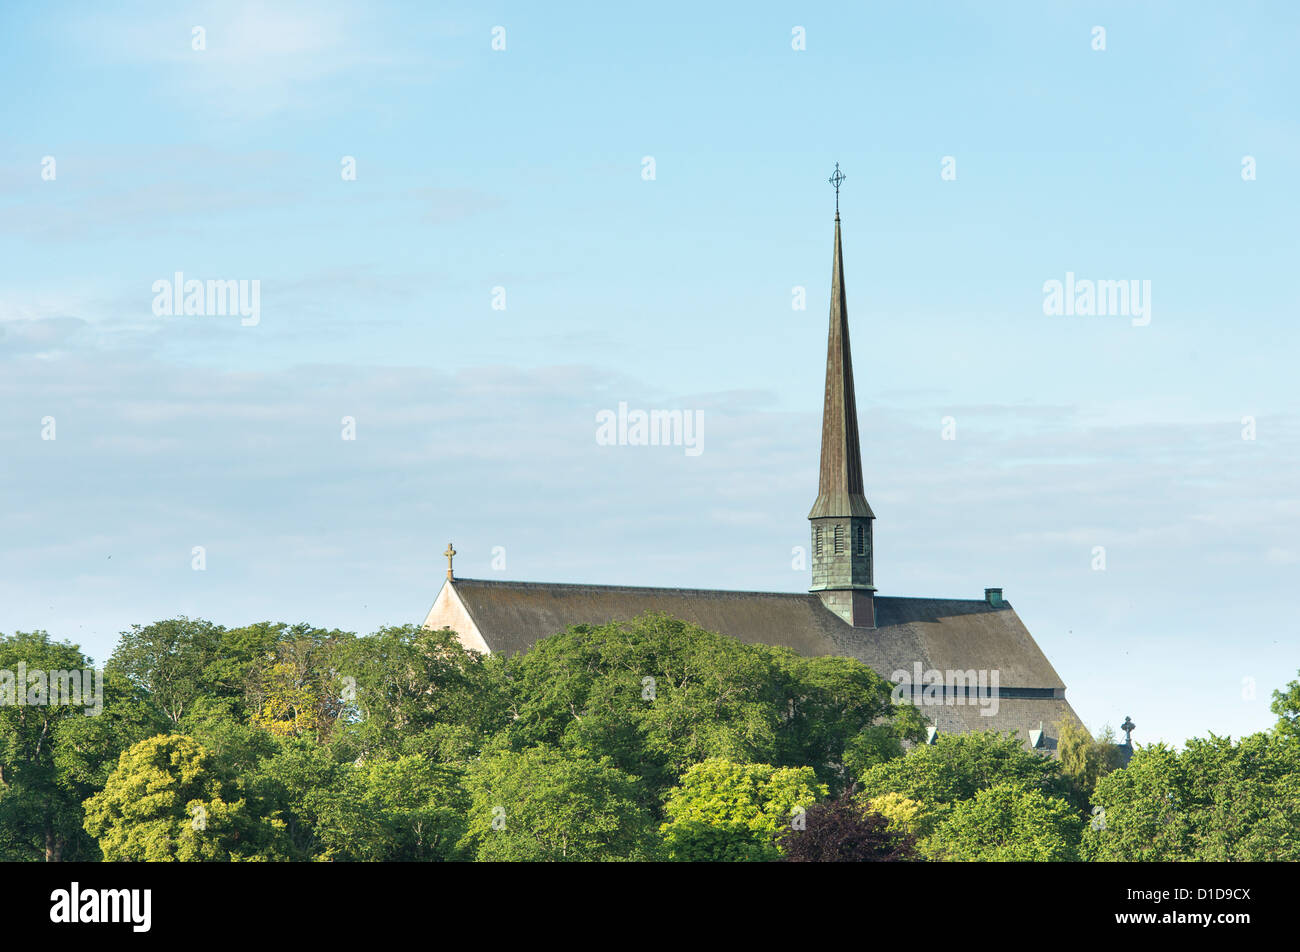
[809,166,876,628]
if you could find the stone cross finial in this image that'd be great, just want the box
[828,162,846,216]
[444,542,456,580]
[1121,715,1135,746]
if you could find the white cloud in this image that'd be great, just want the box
[72,1,462,118]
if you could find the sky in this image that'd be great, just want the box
[1,0,1297,748]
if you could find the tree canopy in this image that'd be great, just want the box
[1,619,1296,862]
[1083,731,1300,862]
[660,758,827,861]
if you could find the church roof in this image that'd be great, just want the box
[809,212,874,520]
[431,578,1065,691]
[424,577,1079,747]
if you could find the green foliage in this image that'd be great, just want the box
[858,731,1074,859]
[843,718,925,778]
[1057,719,1124,811]
[778,654,925,786]
[867,792,933,838]
[82,734,288,861]
[242,624,353,741]
[462,745,658,861]
[334,624,508,761]
[659,759,827,861]
[9,614,1300,863]
[107,617,229,726]
[244,738,341,860]
[858,730,1065,807]
[51,669,166,793]
[310,756,468,861]
[924,782,1081,861]
[1084,732,1300,862]
[1272,673,1300,740]
[0,631,129,861]
[180,696,281,777]
[498,613,916,797]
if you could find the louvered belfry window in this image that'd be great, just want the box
[814,527,823,556]
[834,525,845,555]
[855,524,866,556]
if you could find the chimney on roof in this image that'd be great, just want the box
[984,587,1003,608]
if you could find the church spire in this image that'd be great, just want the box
[809,166,876,628]
[809,182,873,521]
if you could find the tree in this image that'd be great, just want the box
[843,719,926,779]
[659,759,826,861]
[50,669,165,792]
[107,618,227,726]
[244,738,342,860]
[1180,732,1300,861]
[203,621,290,709]
[1081,742,1184,862]
[924,782,1081,861]
[856,731,1069,858]
[462,745,658,861]
[1272,673,1300,740]
[499,613,919,799]
[1057,719,1124,811]
[867,792,933,838]
[47,668,168,861]
[771,653,925,788]
[242,624,352,742]
[82,734,287,861]
[858,730,1065,811]
[334,624,506,762]
[1084,732,1300,862]
[309,756,468,861]
[778,796,918,862]
[0,630,125,861]
[179,696,280,778]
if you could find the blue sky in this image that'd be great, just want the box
[2,1,1297,748]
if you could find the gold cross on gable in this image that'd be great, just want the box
[444,542,456,580]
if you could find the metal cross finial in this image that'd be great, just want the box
[828,162,846,214]
[1121,715,1135,746]
[444,542,456,580]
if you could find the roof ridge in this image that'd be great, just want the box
[452,578,1004,606]
[452,578,819,598]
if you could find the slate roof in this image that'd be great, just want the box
[434,578,1081,746]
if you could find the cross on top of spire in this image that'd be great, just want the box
[808,186,872,523]
[828,162,846,216]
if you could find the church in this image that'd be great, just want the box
[424,180,1082,752]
